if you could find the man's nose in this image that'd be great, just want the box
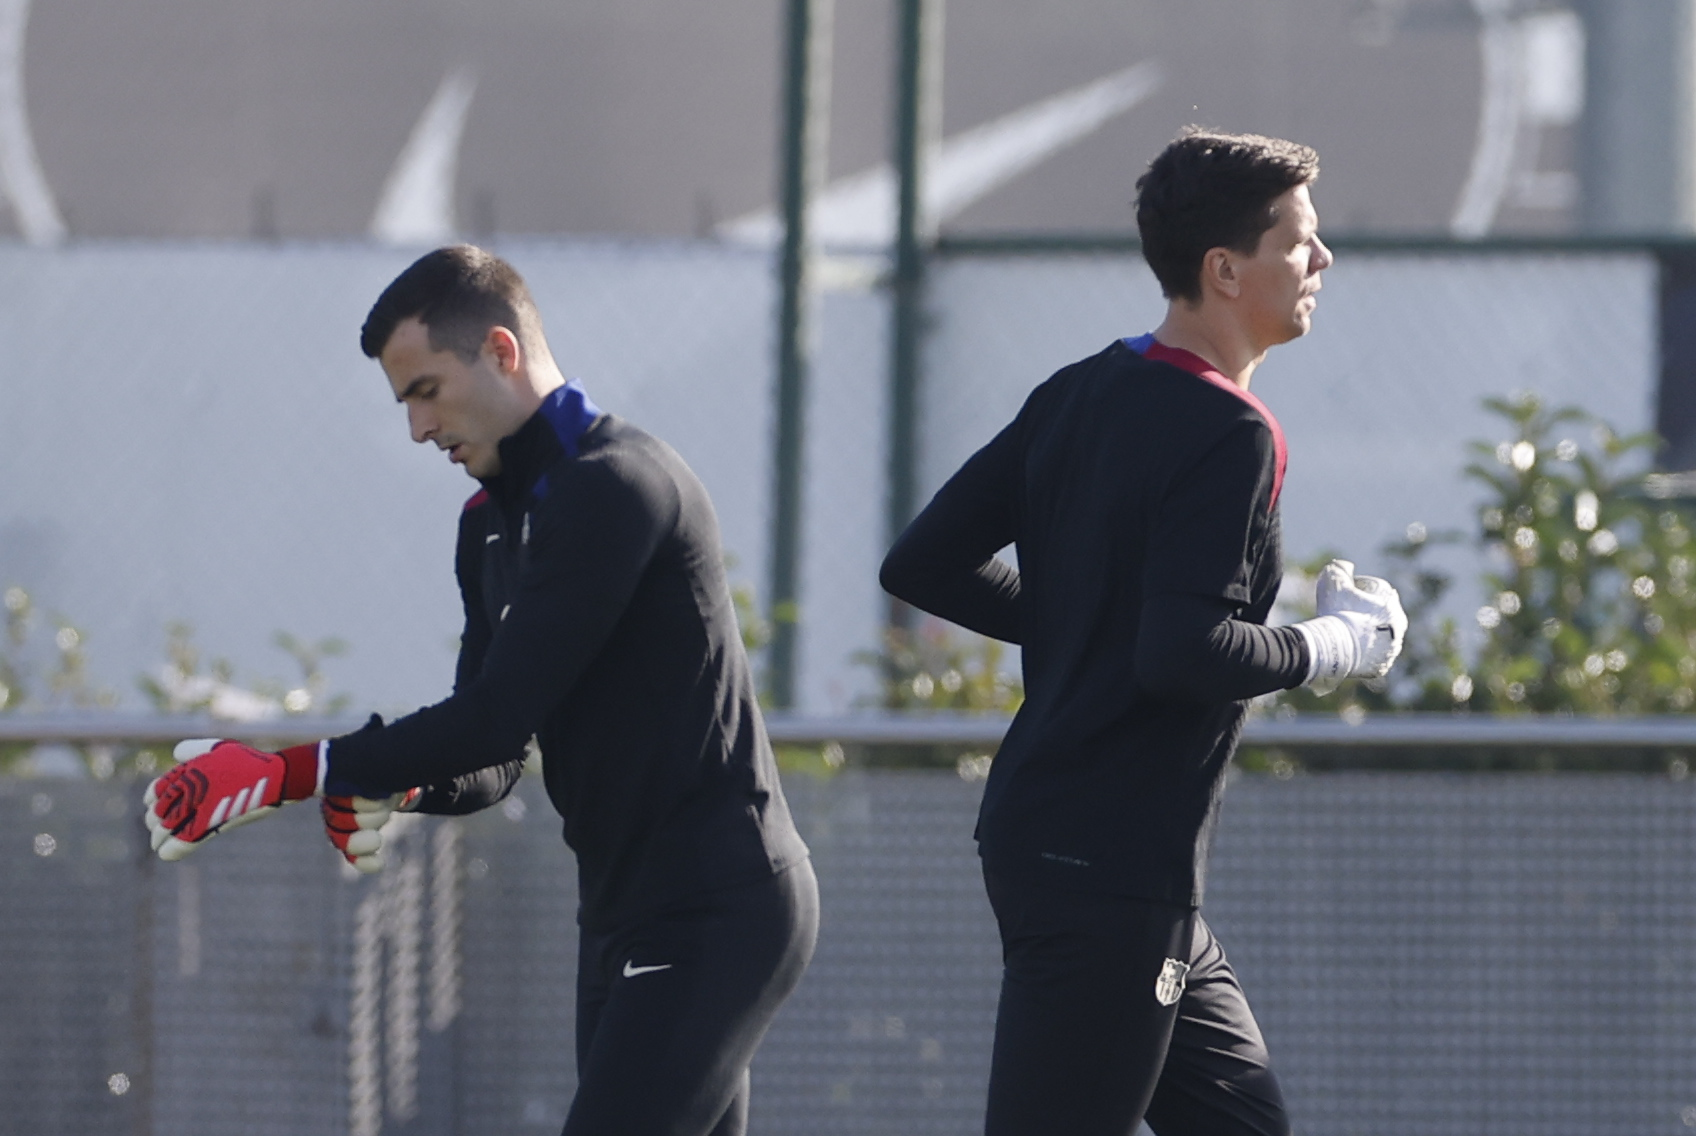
[1312,235,1334,273]
[408,404,435,444]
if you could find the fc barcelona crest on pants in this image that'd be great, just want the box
[1154,957,1191,1006]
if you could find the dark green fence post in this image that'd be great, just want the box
[886,0,942,627]
[768,0,833,708]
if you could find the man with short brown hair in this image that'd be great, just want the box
[881,129,1405,1135]
[147,244,817,1136]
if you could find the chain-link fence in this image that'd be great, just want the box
[6,757,1696,1136]
[0,241,1665,723]
[0,242,781,720]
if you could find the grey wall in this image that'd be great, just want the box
[16,0,1502,240]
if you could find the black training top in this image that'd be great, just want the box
[327,382,809,932]
[880,337,1309,907]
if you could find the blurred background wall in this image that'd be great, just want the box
[2,0,1588,242]
[0,0,1686,716]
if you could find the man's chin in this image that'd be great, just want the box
[1262,319,1310,351]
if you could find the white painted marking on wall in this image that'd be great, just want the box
[0,0,64,245]
[1519,9,1584,127]
[1452,0,1524,238]
[927,61,1163,232]
[370,68,477,247]
[720,61,1163,249]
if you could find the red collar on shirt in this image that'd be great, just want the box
[1134,338,1287,513]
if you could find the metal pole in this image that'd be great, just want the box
[886,0,942,558]
[768,0,833,709]
[1578,0,1696,233]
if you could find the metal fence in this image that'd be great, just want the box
[0,239,1666,724]
[4,715,1696,1136]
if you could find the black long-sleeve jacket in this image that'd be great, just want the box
[881,338,1309,905]
[327,382,808,931]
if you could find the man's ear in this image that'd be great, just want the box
[484,326,523,375]
[1199,247,1242,301]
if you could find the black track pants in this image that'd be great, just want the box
[983,870,1289,1136]
[565,860,819,1136]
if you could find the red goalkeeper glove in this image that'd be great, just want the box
[321,788,423,873]
[143,738,325,861]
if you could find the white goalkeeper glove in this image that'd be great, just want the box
[1292,559,1408,694]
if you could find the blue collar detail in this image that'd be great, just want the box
[539,379,603,459]
[526,380,603,503]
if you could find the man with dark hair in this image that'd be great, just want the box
[1135,130,1323,305]
[358,243,539,364]
[880,129,1406,1135]
[145,244,817,1136]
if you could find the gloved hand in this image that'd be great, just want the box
[143,738,325,861]
[1293,559,1409,694]
[322,788,423,873]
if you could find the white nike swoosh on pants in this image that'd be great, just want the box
[622,961,673,978]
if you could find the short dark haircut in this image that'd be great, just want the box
[1134,128,1320,302]
[360,244,541,361]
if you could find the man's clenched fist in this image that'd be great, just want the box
[322,788,422,873]
[1295,559,1409,694]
